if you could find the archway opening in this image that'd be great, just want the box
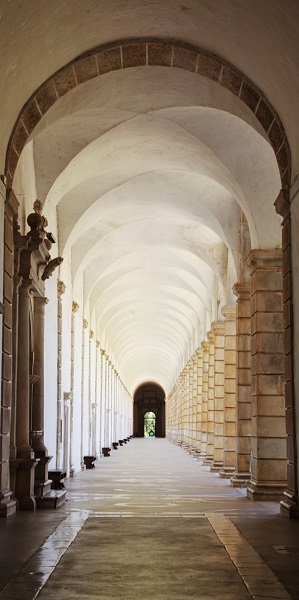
[144,411,156,437]
[134,383,165,438]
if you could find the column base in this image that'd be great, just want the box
[203,455,213,466]
[230,471,251,488]
[0,489,17,517]
[247,479,287,501]
[280,489,299,518]
[15,454,39,510]
[210,461,223,473]
[219,466,235,479]
[35,479,52,498]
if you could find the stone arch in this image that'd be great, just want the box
[6,38,290,188]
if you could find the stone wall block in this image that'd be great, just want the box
[148,43,172,66]
[74,55,98,84]
[224,379,236,395]
[97,47,122,74]
[255,415,286,438]
[252,459,287,482]
[253,270,283,291]
[252,353,284,375]
[238,403,251,420]
[255,291,282,313]
[1,407,11,434]
[252,332,283,354]
[122,43,146,68]
[253,312,283,332]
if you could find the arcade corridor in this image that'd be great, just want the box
[1,439,299,599]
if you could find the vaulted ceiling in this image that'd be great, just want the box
[4,0,297,394]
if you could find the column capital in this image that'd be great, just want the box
[72,301,79,313]
[89,330,94,339]
[245,249,282,274]
[201,341,209,351]
[196,347,203,357]
[96,340,101,348]
[207,330,214,343]
[233,282,251,300]
[57,280,66,298]
[34,295,49,314]
[221,305,236,320]
[83,318,88,329]
[212,321,225,335]
[19,277,33,294]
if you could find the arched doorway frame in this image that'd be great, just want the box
[134,382,165,438]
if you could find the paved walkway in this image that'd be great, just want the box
[1,439,299,599]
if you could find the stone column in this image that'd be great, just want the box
[191,355,198,453]
[231,283,252,487]
[88,330,94,456]
[69,302,79,476]
[0,186,17,516]
[178,374,183,443]
[81,319,88,468]
[56,281,65,468]
[200,341,209,458]
[31,295,51,496]
[275,190,299,517]
[94,340,100,457]
[219,306,237,479]
[181,368,187,446]
[246,249,287,500]
[212,322,225,471]
[15,278,37,509]
[205,332,215,465]
[100,350,106,450]
[195,349,203,456]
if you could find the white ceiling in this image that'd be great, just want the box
[8,1,289,394]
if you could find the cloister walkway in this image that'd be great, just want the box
[1,439,299,599]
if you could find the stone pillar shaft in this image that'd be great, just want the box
[231,283,252,487]
[200,341,209,457]
[212,322,225,470]
[16,280,33,454]
[219,307,237,478]
[205,332,215,464]
[275,191,299,517]
[31,296,47,451]
[196,349,203,455]
[0,187,17,516]
[246,249,287,500]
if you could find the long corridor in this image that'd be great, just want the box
[1,439,299,599]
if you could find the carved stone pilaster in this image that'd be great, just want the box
[275,190,299,515]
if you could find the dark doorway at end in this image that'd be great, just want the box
[133,383,166,438]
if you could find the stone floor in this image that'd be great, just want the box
[1,439,299,599]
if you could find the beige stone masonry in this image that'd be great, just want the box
[275,190,299,517]
[231,283,252,487]
[191,355,198,452]
[205,332,215,465]
[200,341,209,458]
[219,306,237,479]
[246,249,287,501]
[196,349,203,455]
[211,322,225,470]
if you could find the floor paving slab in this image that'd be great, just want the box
[0,439,298,599]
